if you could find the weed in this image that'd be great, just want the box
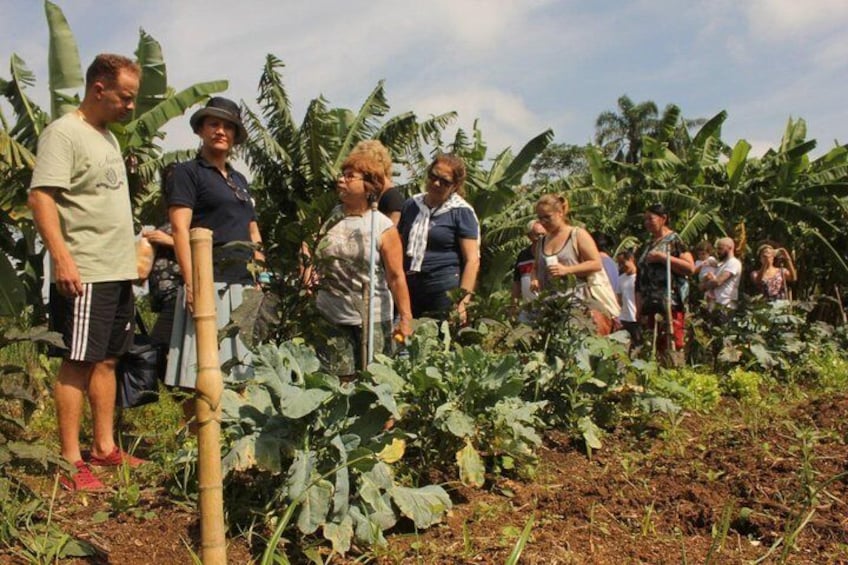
[505,513,534,565]
[640,502,656,537]
[704,500,735,564]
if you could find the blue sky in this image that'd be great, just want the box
[2,0,846,162]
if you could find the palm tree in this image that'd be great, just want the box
[594,95,659,163]
[595,95,706,165]
[242,55,458,269]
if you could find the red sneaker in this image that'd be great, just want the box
[60,460,108,492]
[89,446,147,468]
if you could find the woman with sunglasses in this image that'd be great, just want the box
[306,153,413,376]
[398,154,480,324]
[164,97,263,389]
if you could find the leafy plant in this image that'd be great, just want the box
[653,367,721,412]
[721,368,763,404]
[218,340,451,557]
[369,320,547,486]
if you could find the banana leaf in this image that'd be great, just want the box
[45,0,83,119]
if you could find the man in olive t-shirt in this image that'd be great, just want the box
[28,54,144,491]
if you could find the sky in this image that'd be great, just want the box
[1,0,846,165]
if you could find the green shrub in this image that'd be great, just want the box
[655,368,721,412]
[721,368,763,404]
[805,348,848,390]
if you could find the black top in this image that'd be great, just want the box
[378,186,405,217]
[513,245,535,282]
[166,156,257,283]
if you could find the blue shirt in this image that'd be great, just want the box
[166,157,257,283]
[398,198,479,291]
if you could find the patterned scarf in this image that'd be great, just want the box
[406,192,477,273]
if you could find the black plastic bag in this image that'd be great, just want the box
[117,314,166,408]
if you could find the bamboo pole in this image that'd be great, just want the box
[190,228,227,564]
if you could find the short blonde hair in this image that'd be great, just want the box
[351,140,392,179]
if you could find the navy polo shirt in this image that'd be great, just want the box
[166,157,257,283]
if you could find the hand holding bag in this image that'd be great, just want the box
[116,313,165,408]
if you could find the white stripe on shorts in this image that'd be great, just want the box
[70,284,92,361]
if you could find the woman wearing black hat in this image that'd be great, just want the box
[636,203,694,354]
[163,97,262,389]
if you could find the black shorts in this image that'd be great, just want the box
[49,281,134,362]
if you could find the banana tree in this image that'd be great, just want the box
[243,54,457,270]
[441,120,553,294]
[0,0,228,315]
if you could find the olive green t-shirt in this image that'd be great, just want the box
[30,112,136,283]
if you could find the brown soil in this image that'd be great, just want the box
[4,392,847,564]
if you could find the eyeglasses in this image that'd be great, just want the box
[340,172,365,183]
[225,176,251,202]
[427,172,454,187]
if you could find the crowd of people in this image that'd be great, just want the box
[27,52,798,492]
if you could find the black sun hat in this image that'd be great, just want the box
[189,97,247,145]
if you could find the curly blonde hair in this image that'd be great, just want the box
[351,140,393,179]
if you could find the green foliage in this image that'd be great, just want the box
[218,340,451,557]
[0,478,96,562]
[0,321,65,471]
[804,346,848,390]
[370,320,547,484]
[721,368,763,404]
[654,368,721,412]
[528,292,633,448]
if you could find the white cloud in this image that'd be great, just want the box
[400,85,549,154]
[2,0,844,162]
[745,0,848,41]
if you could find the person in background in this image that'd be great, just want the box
[531,194,618,335]
[692,240,718,307]
[398,154,480,324]
[512,220,546,321]
[28,54,145,491]
[165,97,263,390]
[636,203,694,354]
[751,243,797,301]
[306,152,413,376]
[701,237,742,317]
[592,231,620,295]
[143,164,181,347]
[349,140,404,225]
[616,248,641,348]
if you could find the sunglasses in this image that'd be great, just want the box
[427,171,454,187]
[225,177,251,202]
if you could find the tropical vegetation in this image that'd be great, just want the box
[1,1,847,562]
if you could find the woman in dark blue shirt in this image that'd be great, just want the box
[398,154,479,323]
[164,97,263,389]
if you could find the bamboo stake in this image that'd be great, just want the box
[190,228,226,565]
